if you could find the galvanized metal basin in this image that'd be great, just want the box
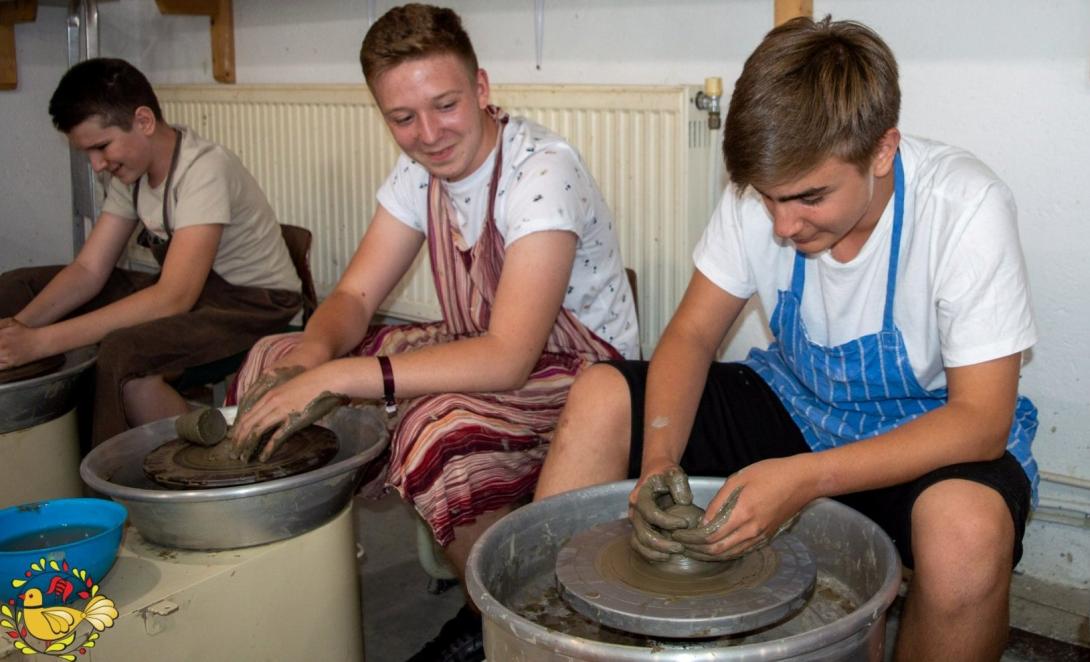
[467,479,902,661]
[80,405,388,550]
[0,346,96,434]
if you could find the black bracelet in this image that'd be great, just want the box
[377,355,397,416]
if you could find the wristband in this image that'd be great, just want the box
[377,355,397,416]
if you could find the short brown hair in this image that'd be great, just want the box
[723,16,900,189]
[359,4,479,89]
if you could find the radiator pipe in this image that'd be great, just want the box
[1041,470,1090,491]
[694,77,723,130]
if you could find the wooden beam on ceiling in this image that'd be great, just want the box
[774,0,813,26]
[156,0,235,83]
[0,0,38,91]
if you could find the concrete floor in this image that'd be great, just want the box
[355,492,1089,662]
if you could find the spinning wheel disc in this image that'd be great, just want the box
[0,354,65,385]
[555,518,816,638]
[143,425,339,488]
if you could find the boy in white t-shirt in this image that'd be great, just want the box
[0,58,301,445]
[536,16,1036,661]
[226,6,637,659]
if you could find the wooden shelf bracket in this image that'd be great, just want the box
[155,0,234,83]
[1,0,38,91]
[774,0,813,26]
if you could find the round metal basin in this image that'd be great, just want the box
[467,479,902,661]
[0,346,96,434]
[80,405,388,550]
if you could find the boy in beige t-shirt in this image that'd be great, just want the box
[0,58,302,445]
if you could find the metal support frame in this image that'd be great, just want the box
[65,0,100,256]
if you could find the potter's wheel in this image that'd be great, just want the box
[142,425,339,489]
[555,519,816,638]
[81,406,389,550]
[0,353,65,385]
[0,346,96,435]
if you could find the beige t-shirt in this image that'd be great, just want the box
[101,125,301,293]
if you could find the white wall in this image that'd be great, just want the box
[0,5,74,267]
[2,0,1087,585]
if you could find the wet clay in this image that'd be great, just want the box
[630,469,699,562]
[0,353,65,385]
[235,366,305,419]
[143,423,339,489]
[233,388,348,463]
[174,407,228,447]
[555,518,817,638]
[599,532,778,597]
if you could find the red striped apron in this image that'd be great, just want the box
[235,107,620,545]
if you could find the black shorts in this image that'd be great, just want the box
[606,359,1032,569]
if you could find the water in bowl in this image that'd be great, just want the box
[0,525,106,552]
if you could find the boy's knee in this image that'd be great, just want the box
[569,363,630,411]
[550,363,631,457]
[911,480,1014,603]
[122,373,166,396]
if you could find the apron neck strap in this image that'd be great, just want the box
[133,127,183,239]
[881,150,905,330]
[788,148,905,332]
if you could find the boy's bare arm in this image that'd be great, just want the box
[12,212,136,328]
[691,353,1023,557]
[3,222,222,366]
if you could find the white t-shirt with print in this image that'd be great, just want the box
[693,134,1037,392]
[377,115,640,359]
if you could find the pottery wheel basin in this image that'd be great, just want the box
[467,479,902,661]
[80,405,388,550]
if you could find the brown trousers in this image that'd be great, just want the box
[0,265,300,445]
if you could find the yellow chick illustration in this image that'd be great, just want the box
[20,588,118,641]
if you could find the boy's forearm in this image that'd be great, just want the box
[640,330,718,475]
[299,291,374,360]
[811,354,1021,497]
[15,263,105,328]
[38,283,195,355]
[810,401,1014,498]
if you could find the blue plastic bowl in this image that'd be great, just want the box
[0,498,127,605]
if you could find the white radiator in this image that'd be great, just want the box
[156,84,721,355]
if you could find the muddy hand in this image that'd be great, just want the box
[235,366,305,421]
[629,467,695,563]
[250,391,349,463]
[228,366,305,460]
[670,484,744,555]
[629,508,685,562]
[671,485,801,561]
[634,467,694,530]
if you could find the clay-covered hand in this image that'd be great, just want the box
[228,365,348,463]
[234,366,305,421]
[671,456,812,561]
[634,466,694,529]
[627,466,694,562]
[0,319,43,370]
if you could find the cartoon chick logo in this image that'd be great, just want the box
[3,558,117,660]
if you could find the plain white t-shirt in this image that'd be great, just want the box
[693,134,1037,392]
[377,115,639,359]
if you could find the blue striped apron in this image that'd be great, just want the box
[744,153,1039,500]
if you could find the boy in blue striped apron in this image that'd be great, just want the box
[537,16,1036,661]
